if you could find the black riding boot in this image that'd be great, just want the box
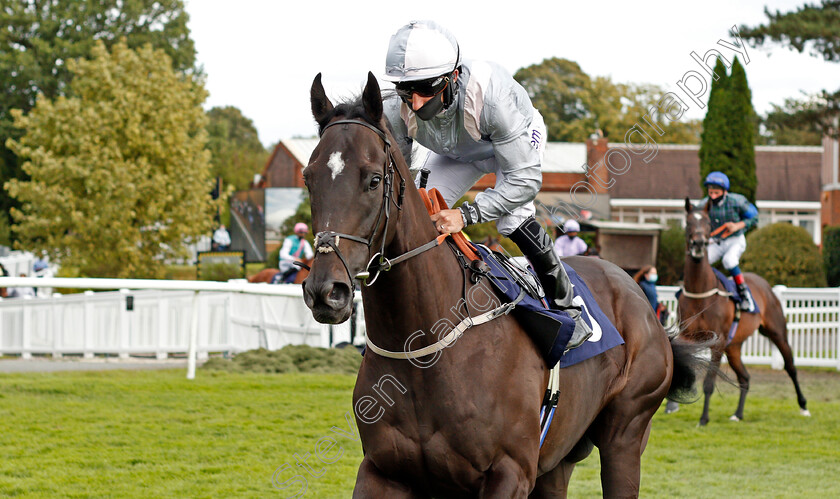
[736,281,755,312]
[508,217,592,351]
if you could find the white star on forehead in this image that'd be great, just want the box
[327,151,345,180]
[693,213,703,220]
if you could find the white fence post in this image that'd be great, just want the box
[186,290,199,380]
[21,296,32,359]
[83,290,95,359]
[119,289,130,359]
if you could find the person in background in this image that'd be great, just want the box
[699,171,758,311]
[633,265,668,326]
[7,273,35,298]
[278,223,314,284]
[634,266,659,311]
[32,259,54,297]
[553,219,588,257]
[212,224,231,251]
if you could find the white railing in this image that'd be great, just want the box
[2,277,836,372]
[658,285,840,370]
[0,277,365,378]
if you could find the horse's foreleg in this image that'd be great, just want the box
[478,456,533,499]
[529,460,575,499]
[699,350,723,426]
[725,344,750,421]
[353,457,425,499]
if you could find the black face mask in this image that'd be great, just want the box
[710,193,726,205]
[415,94,446,120]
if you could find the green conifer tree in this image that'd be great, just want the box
[727,57,759,203]
[699,57,758,204]
[699,58,732,190]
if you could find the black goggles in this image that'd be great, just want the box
[395,75,449,101]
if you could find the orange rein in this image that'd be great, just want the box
[710,225,732,239]
[418,187,480,262]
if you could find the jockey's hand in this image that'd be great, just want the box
[722,221,744,236]
[431,209,465,234]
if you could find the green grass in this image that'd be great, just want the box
[0,370,362,498]
[0,365,837,498]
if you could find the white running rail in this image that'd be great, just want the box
[0,277,365,378]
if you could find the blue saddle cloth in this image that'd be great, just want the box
[712,268,740,301]
[472,245,624,368]
[558,263,625,368]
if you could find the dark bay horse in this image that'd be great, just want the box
[679,199,809,425]
[301,72,705,498]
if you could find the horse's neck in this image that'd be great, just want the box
[361,191,468,352]
[683,254,719,293]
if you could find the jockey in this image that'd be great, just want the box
[382,20,591,349]
[700,171,758,311]
[279,222,314,283]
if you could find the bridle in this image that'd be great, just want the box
[312,119,445,286]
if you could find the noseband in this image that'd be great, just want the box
[312,119,409,286]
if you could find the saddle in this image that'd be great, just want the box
[418,187,622,369]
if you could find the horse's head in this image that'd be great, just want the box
[302,72,405,323]
[684,197,711,261]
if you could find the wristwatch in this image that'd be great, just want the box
[459,202,481,226]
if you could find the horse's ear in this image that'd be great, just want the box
[362,71,383,122]
[704,200,711,213]
[685,197,692,213]
[311,73,334,125]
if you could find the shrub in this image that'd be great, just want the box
[199,262,242,282]
[824,225,840,287]
[265,247,280,270]
[656,221,685,286]
[202,344,362,374]
[741,223,826,287]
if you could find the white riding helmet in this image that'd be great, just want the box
[383,20,460,82]
[563,220,581,233]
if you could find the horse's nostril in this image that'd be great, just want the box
[327,281,351,305]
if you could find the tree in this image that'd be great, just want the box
[0,0,197,243]
[514,58,702,143]
[739,1,840,137]
[727,58,759,204]
[699,58,732,190]
[514,58,592,142]
[699,57,758,203]
[5,41,216,278]
[760,95,825,145]
[206,106,269,192]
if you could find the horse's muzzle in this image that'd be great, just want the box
[302,277,353,324]
[688,238,707,260]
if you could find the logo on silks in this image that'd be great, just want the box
[530,129,542,150]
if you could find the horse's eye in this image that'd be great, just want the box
[369,175,382,189]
